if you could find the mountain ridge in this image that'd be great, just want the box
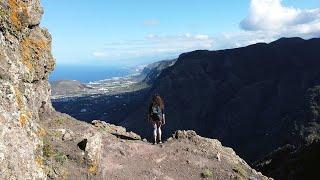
[121,37,320,163]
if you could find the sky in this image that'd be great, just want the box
[41,0,320,67]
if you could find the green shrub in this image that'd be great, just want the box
[43,140,53,157]
[54,117,65,125]
[232,164,247,177]
[55,152,68,165]
[201,169,213,178]
[0,8,5,18]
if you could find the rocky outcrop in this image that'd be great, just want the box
[0,0,54,179]
[38,112,270,179]
[101,129,270,179]
[92,120,141,140]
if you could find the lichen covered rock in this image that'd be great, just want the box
[0,0,54,179]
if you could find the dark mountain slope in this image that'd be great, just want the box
[140,59,177,85]
[254,141,320,180]
[121,37,320,162]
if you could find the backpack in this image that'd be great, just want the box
[151,106,162,120]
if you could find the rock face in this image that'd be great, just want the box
[0,0,54,179]
[140,59,177,85]
[122,37,320,162]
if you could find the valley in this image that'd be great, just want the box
[52,37,320,179]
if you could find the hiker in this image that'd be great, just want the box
[148,94,165,144]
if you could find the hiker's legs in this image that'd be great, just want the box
[153,123,157,143]
[157,123,162,143]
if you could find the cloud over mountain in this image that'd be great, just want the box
[92,33,214,60]
[240,0,320,38]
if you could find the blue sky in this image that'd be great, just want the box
[41,0,320,66]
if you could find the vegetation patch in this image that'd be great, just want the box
[201,169,213,178]
[43,139,53,157]
[54,152,68,165]
[232,164,247,177]
[0,7,5,18]
[54,116,65,125]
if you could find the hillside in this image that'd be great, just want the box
[254,141,320,180]
[50,59,177,123]
[139,59,177,85]
[0,0,268,179]
[51,80,92,98]
[50,58,176,99]
[121,37,320,163]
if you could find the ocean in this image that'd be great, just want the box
[49,65,134,83]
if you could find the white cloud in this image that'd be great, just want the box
[240,0,320,38]
[194,34,210,40]
[213,30,278,50]
[92,52,108,58]
[143,19,159,26]
[92,1,320,63]
[92,33,214,60]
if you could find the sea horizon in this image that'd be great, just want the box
[49,64,143,83]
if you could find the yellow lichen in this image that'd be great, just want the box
[13,86,24,109]
[21,37,48,70]
[19,113,28,127]
[21,38,33,69]
[8,0,29,29]
[88,164,98,174]
[37,128,47,137]
[35,156,44,166]
[13,86,32,127]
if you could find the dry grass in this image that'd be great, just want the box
[19,113,28,127]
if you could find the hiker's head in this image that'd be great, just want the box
[152,94,164,109]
